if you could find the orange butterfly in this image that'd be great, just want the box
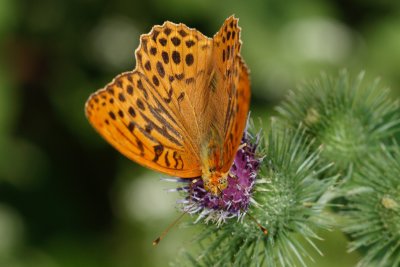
[85,16,250,195]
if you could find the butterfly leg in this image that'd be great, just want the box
[188,178,200,203]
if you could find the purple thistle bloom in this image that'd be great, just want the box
[172,129,262,225]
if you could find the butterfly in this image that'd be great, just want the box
[85,15,250,195]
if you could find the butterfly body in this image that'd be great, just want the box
[85,16,250,195]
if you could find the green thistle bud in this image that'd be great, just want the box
[276,71,400,177]
[343,144,400,267]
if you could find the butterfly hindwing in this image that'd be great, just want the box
[86,71,201,177]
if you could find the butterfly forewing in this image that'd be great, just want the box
[222,58,251,172]
[209,16,250,173]
[136,21,214,150]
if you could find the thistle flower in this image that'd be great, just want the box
[343,144,400,267]
[172,121,336,267]
[170,124,263,225]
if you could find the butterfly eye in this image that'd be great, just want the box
[219,177,228,188]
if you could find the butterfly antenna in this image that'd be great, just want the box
[246,212,268,235]
[152,212,187,246]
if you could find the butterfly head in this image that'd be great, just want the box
[202,169,229,195]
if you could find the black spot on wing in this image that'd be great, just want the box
[153,145,164,162]
[177,92,185,102]
[161,51,169,64]
[172,151,184,169]
[159,38,167,46]
[109,111,116,120]
[185,54,194,66]
[186,40,195,48]
[164,151,170,167]
[164,28,172,36]
[172,51,181,64]
[156,61,165,78]
[171,37,181,46]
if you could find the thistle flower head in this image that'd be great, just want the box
[176,128,263,225]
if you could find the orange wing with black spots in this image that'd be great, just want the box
[86,71,201,177]
[135,21,214,149]
[85,16,251,193]
[86,19,217,178]
[207,16,251,174]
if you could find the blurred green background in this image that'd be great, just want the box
[1,0,399,266]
